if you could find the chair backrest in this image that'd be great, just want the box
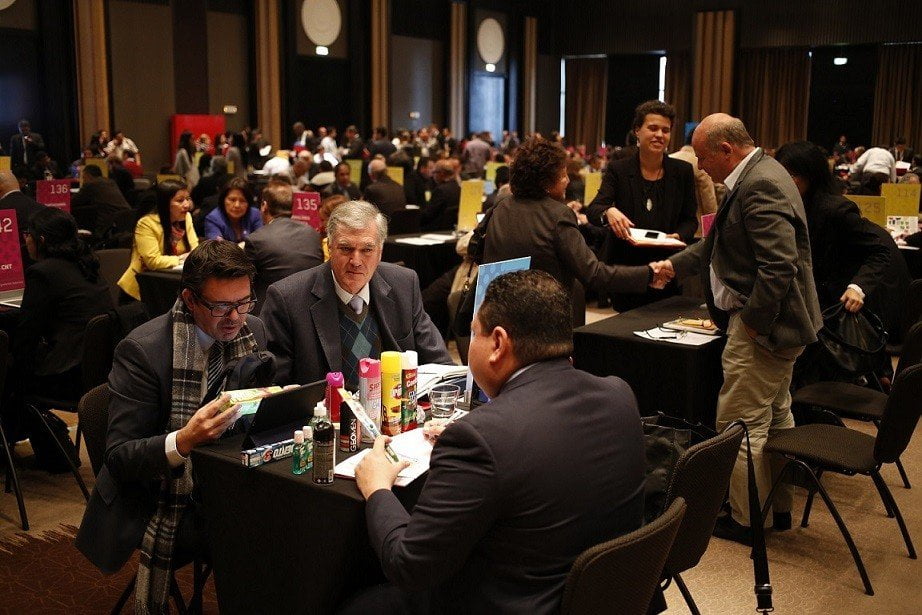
[663,422,745,575]
[446,288,471,364]
[387,208,421,235]
[894,321,922,378]
[902,279,922,340]
[77,384,111,477]
[560,497,686,615]
[875,362,922,464]
[81,303,150,392]
[96,248,132,305]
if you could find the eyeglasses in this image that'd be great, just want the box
[194,292,257,317]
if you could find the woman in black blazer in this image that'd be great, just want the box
[586,100,697,311]
[15,207,114,400]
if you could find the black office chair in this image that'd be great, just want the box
[762,363,922,596]
[0,331,29,530]
[560,498,686,615]
[887,278,922,356]
[793,321,922,489]
[387,208,421,235]
[96,248,132,305]
[660,422,745,615]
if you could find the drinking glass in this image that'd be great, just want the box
[428,384,460,426]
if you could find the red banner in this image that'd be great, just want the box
[0,209,25,292]
[292,192,322,231]
[36,179,72,212]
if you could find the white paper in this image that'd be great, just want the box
[419,233,456,242]
[417,363,469,396]
[334,428,433,486]
[633,328,720,346]
[394,237,444,246]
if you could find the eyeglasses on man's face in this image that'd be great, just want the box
[194,292,257,317]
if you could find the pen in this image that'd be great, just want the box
[338,388,402,463]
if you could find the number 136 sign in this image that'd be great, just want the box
[36,179,72,212]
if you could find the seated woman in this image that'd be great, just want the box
[14,207,114,402]
[118,179,198,301]
[204,177,262,242]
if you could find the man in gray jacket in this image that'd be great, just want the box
[653,113,822,543]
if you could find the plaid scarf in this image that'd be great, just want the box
[135,299,257,614]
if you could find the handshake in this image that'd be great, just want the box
[647,260,675,289]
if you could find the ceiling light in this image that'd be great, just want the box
[316,46,329,56]
[833,57,848,66]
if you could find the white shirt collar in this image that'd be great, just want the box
[195,325,216,352]
[332,270,371,307]
[723,147,761,192]
[507,362,537,383]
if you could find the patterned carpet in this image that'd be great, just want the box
[0,525,217,614]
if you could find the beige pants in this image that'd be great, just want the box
[718,313,803,527]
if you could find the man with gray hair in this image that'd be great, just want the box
[363,158,407,216]
[652,113,822,544]
[261,200,452,387]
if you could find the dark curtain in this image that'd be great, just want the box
[872,44,922,150]
[736,48,811,151]
[565,57,607,153]
[665,50,691,151]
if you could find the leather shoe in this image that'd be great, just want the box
[712,515,753,547]
[773,511,792,531]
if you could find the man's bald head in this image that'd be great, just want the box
[368,158,387,180]
[0,171,20,198]
[692,113,756,183]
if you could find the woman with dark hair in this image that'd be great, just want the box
[203,177,262,242]
[118,179,198,300]
[87,129,109,156]
[482,137,657,325]
[226,132,247,179]
[172,130,200,188]
[14,208,113,400]
[585,100,698,311]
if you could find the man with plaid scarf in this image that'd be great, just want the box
[77,240,268,613]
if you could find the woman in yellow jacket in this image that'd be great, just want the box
[118,179,198,300]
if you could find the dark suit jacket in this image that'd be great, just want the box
[260,262,452,385]
[0,190,44,265]
[586,153,698,243]
[71,178,132,237]
[483,194,650,298]
[243,217,323,312]
[9,132,45,168]
[15,258,114,376]
[363,176,407,216]
[322,181,361,200]
[422,180,460,231]
[671,150,822,350]
[365,358,646,614]
[76,312,267,573]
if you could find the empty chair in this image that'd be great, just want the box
[561,497,687,615]
[96,248,132,305]
[762,363,922,596]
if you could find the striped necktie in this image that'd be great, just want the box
[206,342,224,394]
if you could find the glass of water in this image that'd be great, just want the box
[428,384,460,426]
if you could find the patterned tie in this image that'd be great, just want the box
[206,341,224,394]
[349,295,364,315]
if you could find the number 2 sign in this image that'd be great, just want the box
[0,209,25,292]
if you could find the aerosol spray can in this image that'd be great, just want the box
[326,372,344,423]
[400,351,418,432]
[312,407,335,484]
[359,358,382,444]
[381,351,403,436]
[339,399,359,452]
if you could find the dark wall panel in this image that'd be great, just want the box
[172,0,209,114]
[391,0,450,40]
[390,35,445,131]
[535,53,560,136]
[604,55,660,148]
[807,45,877,152]
[207,10,250,133]
[0,30,42,151]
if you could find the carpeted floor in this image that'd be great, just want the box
[1,339,920,613]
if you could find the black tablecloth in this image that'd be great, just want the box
[191,435,422,614]
[573,296,725,425]
[900,246,922,279]
[383,233,461,290]
[136,270,182,316]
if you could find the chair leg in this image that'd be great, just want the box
[759,460,796,525]
[793,460,874,595]
[801,468,823,527]
[189,560,211,614]
[28,405,90,501]
[0,422,29,531]
[871,471,916,559]
[895,459,912,489]
[170,574,188,614]
[869,467,896,518]
[673,573,701,615]
[74,423,82,460]
[111,574,136,615]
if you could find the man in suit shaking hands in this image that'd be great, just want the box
[348,270,646,615]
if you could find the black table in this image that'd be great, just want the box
[136,269,182,316]
[573,296,725,425]
[900,246,922,279]
[191,435,422,614]
[383,233,461,290]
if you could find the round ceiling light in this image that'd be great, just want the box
[476,18,504,65]
[301,0,341,47]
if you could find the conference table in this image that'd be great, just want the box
[573,296,726,425]
[191,435,423,614]
[900,245,922,279]
[383,232,462,289]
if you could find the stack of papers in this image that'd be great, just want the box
[393,234,457,246]
[633,328,720,346]
[335,428,433,486]
[417,364,469,396]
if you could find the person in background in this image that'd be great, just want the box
[0,170,43,266]
[204,177,262,242]
[309,160,337,192]
[87,130,109,157]
[318,193,349,260]
[122,150,144,179]
[670,129,719,236]
[173,130,200,189]
[104,129,140,163]
[851,145,896,194]
[226,133,247,179]
[320,126,340,163]
[346,270,645,615]
[890,136,914,164]
[191,155,230,209]
[461,131,491,178]
[244,181,323,312]
[118,179,198,301]
[482,165,510,212]
[107,153,135,199]
[71,164,132,239]
[367,126,397,160]
[363,159,407,217]
[422,159,461,232]
[564,159,585,203]
[262,149,292,176]
[323,162,362,200]
[341,125,364,160]
[9,119,46,171]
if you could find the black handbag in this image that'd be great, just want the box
[816,303,888,377]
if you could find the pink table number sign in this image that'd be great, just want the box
[36,179,72,212]
[0,210,25,292]
[292,192,322,231]
[701,213,716,237]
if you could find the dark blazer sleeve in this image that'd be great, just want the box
[14,264,57,370]
[828,197,891,296]
[365,419,498,590]
[261,283,297,384]
[585,164,620,225]
[422,184,449,227]
[105,337,172,484]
